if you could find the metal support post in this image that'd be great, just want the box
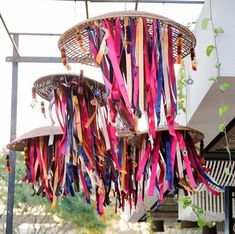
[224,186,233,234]
[6,34,19,234]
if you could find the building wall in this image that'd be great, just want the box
[187,0,235,121]
[185,0,235,146]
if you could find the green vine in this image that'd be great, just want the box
[177,62,187,113]
[146,209,154,234]
[201,0,231,170]
[180,196,215,228]
[186,21,197,30]
[144,196,154,234]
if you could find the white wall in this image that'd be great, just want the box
[185,0,235,146]
[187,0,235,121]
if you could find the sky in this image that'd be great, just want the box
[0,0,203,148]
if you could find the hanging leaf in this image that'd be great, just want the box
[215,61,221,68]
[180,196,192,209]
[218,105,229,117]
[194,206,205,216]
[224,167,230,176]
[206,45,215,57]
[220,82,230,92]
[207,221,216,228]
[197,218,205,228]
[208,76,218,83]
[178,100,184,107]
[214,27,224,34]
[201,18,210,30]
[219,123,225,132]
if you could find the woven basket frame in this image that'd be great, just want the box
[33,73,107,105]
[7,126,63,151]
[58,11,196,66]
[122,125,204,146]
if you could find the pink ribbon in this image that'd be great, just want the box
[29,139,35,184]
[171,135,178,172]
[143,18,156,138]
[99,193,104,216]
[176,131,196,189]
[148,136,161,196]
[80,168,90,201]
[104,19,133,117]
[136,143,151,181]
[158,157,165,202]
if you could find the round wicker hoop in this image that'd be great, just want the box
[58,10,196,66]
[33,73,107,105]
[125,125,204,145]
[7,126,63,151]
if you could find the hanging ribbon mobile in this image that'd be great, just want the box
[7,124,223,216]
[58,11,197,139]
[7,126,102,210]
[28,73,124,215]
[116,125,223,212]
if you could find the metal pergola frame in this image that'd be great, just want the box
[57,0,205,19]
[4,2,227,233]
[5,32,70,234]
[0,12,76,232]
[225,187,235,234]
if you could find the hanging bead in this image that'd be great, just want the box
[104,46,109,55]
[102,91,107,102]
[176,33,183,64]
[41,101,46,118]
[190,48,198,71]
[90,98,98,106]
[24,146,29,164]
[6,154,12,173]
[182,150,188,156]
[60,48,71,70]
[76,32,87,52]
[32,87,37,100]
[80,69,84,78]
[200,140,205,165]
[77,86,83,95]
[114,146,119,154]
[124,25,132,54]
[187,77,194,85]
[94,88,103,104]
[30,87,38,108]
[94,89,101,97]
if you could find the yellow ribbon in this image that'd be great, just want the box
[85,100,98,129]
[121,138,127,191]
[162,25,171,117]
[96,24,110,65]
[51,165,58,208]
[124,18,133,103]
[39,136,48,187]
[73,96,83,144]
[135,17,144,113]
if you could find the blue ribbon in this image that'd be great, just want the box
[130,18,136,67]
[78,144,89,167]
[55,184,61,196]
[65,174,71,195]
[105,158,111,189]
[188,142,224,190]
[118,138,123,168]
[88,28,98,51]
[164,133,173,190]
[68,163,75,179]
[63,86,74,153]
[84,171,92,190]
[155,21,163,125]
